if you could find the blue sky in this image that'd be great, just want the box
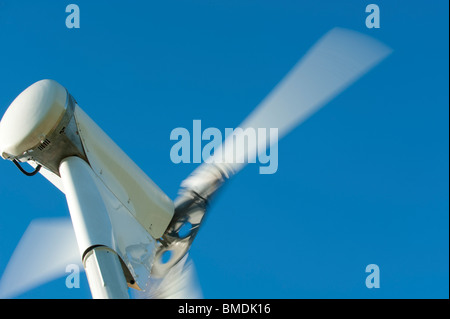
[0,1,448,298]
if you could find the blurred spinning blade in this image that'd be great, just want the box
[184,27,392,190]
[134,254,202,299]
[155,27,392,276]
[0,218,81,299]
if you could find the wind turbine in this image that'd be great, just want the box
[0,27,391,299]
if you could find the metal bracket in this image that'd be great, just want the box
[151,164,229,278]
[151,191,208,278]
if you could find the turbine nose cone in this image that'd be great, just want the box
[0,79,67,159]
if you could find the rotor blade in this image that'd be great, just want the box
[0,218,81,299]
[182,27,392,191]
[153,27,392,278]
[134,254,202,299]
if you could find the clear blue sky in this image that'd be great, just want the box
[0,1,448,298]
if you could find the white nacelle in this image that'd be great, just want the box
[74,101,174,240]
[0,79,174,238]
[0,79,175,290]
